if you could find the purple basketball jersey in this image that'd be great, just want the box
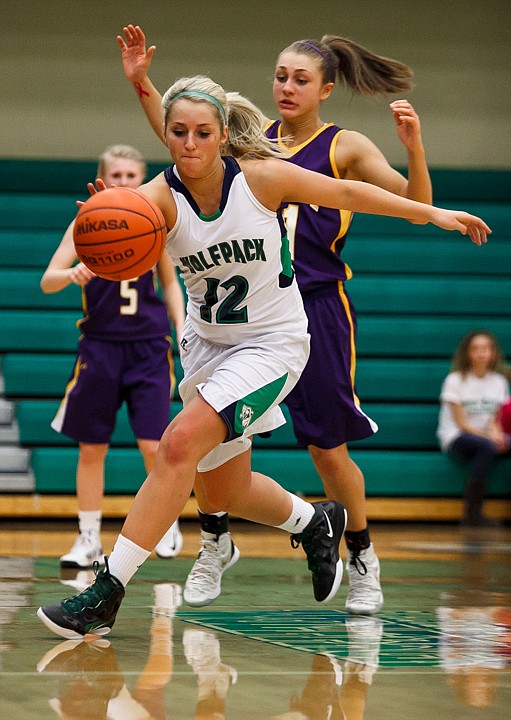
[266,121,378,447]
[266,121,354,293]
[78,270,170,340]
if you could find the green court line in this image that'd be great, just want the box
[177,609,447,667]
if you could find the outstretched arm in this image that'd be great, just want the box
[251,159,491,245]
[40,220,96,293]
[117,24,166,145]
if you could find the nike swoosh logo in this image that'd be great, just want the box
[323,510,334,538]
[294,516,302,526]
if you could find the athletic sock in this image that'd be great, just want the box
[277,494,315,533]
[107,534,151,587]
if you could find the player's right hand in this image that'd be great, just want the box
[75,179,108,208]
[117,24,155,84]
[69,262,97,286]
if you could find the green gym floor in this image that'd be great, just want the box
[0,520,510,719]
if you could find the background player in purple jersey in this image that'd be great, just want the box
[40,144,185,570]
[117,26,433,614]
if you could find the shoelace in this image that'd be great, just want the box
[187,539,222,584]
[70,532,93,550]
[68,531,101,557]
[62,558,110,612]
[349,553,368,576]
[290,533,321,574]
[348,552,383,594]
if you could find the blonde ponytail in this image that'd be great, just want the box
[225,92,288,159]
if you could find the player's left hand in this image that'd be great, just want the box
[431,208,491,246]
[390,100,424,152]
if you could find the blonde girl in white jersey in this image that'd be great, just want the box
[38,75,491,639]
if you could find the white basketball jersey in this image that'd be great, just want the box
[164,157,307,345]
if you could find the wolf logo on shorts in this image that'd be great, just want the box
[240,404,254,429]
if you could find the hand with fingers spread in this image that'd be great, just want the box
[117,24,155,86]
[87,178,108,196]
[117,25,165,142]
[75,179,109,209]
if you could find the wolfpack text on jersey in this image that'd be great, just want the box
[164,156,307,345]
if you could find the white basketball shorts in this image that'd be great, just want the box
[178,320,310,471]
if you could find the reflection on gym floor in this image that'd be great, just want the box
[0,522,510,719]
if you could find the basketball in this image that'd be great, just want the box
[73,187,167,281]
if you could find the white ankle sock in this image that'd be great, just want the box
[277,494,315,533]
[78,510,101,535]
[107,534,151,587]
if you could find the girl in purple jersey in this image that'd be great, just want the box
[116,26,477,614]
[260,38,431,615]
[41,144,185,571]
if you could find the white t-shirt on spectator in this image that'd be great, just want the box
[437,371,509,452]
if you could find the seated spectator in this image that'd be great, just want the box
[437,330,510,526]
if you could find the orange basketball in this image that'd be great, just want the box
[73,187,167,281]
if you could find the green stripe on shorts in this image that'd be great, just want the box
[233,374,288,435]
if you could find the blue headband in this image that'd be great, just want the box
[297,42,335,83]
[170,90,227,123]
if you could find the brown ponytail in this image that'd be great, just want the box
[287,37,414,95]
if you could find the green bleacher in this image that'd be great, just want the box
[1,159,510,504]
[10,399,443,449]
[27,447,510,498]
[2,268,510,315]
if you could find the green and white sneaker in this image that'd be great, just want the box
[37,557,125,639]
